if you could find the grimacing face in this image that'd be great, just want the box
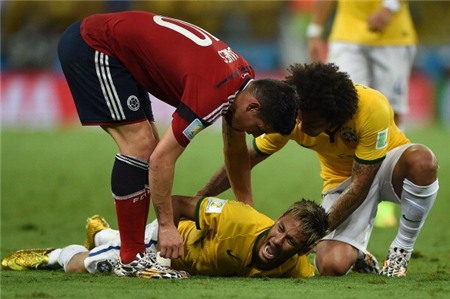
[254,213,307,270]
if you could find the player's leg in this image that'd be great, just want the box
[315,179,380,276]
[380,144,439,277]
[370,46,416,129]
[327,42,370,86]
[369,46,416,228]
[58,21,160,274]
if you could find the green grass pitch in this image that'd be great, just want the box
[1,124,449,298]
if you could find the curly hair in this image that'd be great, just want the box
[284,63,358,126]
[282,198,329,248]
[249,79,299,135]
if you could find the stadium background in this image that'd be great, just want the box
[1,0,450,130]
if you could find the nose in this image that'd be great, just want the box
[272,234,284,247]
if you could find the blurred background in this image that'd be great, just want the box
[1,0,450,130]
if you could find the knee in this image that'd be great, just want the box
[315,242,357,276]
[405,145,438,183]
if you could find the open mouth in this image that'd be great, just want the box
[262,243,277,261]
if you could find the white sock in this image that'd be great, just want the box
[47,248,62,269]
[58,245,88,272]
[392,179,439,251]
[94,228,120,246]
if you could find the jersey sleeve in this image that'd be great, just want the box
[354,87,393,163]
[253,133,290,156]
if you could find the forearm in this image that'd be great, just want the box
[222,118,253,205]
[150,163,176,227]
[311,0,335,27]
[327,162,380,231]
[196,165,231,196]
[327,183,369,231]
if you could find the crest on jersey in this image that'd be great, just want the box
[183,118,205,140]
[205,197,227,214]
[340,126,358,145]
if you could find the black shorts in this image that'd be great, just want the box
[57,21,153,125]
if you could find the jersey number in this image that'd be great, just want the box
[153,15,219,47]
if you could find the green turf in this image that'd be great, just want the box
[1,125,449,298]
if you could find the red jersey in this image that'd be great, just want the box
[80,11,255,146]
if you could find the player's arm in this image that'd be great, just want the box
[307,0,336,62]
[327,159,381,231]
[197,126,268,201]
[171,195,201,224]
[221,117,254,205]
[367,0,403,32]
[149,125,185,259]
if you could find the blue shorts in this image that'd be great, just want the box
[57,21,153,125]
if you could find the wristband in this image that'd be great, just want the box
[306,23,324,38]
[383,0,400,13]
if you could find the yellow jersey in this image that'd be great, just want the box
[330,0,417,45]
[254,84,410,193]
[172,197,315,278]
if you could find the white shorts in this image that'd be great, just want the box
[328,42,416,114]
[84,220,159,273]
[321,144,413,252]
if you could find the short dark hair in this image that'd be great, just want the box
[284,63,358,126]
[248,79,299,135]
[282,198,329,248]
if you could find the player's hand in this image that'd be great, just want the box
[367,8,393,32]
[157,224,183,259]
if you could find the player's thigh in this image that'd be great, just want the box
[328,42,370,86]
[59,21,154,126]
[370,46,416,114]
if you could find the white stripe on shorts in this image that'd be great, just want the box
[94,51,126,121]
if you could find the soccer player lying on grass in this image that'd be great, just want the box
[2,195,328,279]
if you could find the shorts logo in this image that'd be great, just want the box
[96,260,113,273]
[376,128,388,149]
[127,95,140,111]
[205,197,227,214]
[182,118,205,140]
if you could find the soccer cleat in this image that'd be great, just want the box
[83,215,110,250]
[352,251,380,274]
[113,251,188,279]
[2,248,55,270]
[380,247,411,277]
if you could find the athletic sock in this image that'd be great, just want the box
[111,154,150,264]
[47,248,62,268]
[391,178,439,251]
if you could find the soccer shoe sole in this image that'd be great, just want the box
[137,268,189,279]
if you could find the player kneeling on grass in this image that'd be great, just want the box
[2,196,328,278]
